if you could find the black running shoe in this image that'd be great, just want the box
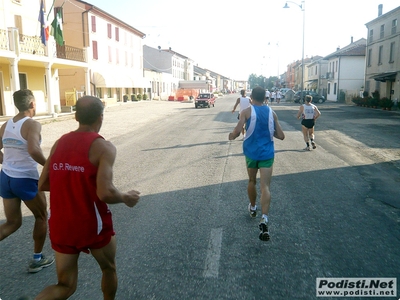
[259,220,270,241]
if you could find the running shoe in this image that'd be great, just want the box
[259,219,270,241]
[28,254,55,273]
[304,146,311,151]
[248,203,257,218]
[311,142,316,149]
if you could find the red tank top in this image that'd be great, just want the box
[48,131,114,247]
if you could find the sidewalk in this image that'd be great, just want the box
[0,99,167,125]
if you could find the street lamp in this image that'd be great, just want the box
[284,0,305,100]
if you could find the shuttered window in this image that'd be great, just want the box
[115,27,119,41]
[92,41,98,60]
[107,23,112,39]
[91,16,96,32]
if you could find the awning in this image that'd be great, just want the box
[179,80,210,89]
[369,71,398,82]
[93,71,133,88]
[307,81,317,89]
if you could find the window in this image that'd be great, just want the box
[368,49,372,67]
[96,88,102,98]
[369,29,373,42]
[44,75,47,97]
[116,48,119,64]
[91,16,96,32]
[375,81,380,92]
[378,45,383,65]
[389,42,395,63]
[19,73,27,90]
[328,83,330,94]
[107,23,112,39]
[54,7,64,22]
[14,15,23,41]
[380,24,384,38]
[336,60,338,72]
[392,19,397,34]
[92,41,98,59]
[365,80,370,93]
[334,83,337,95]
[115,27,119,41]
[125,51,128,66]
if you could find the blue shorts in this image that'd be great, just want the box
[0,170,38,201]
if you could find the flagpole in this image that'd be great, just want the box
[47,0,56,21]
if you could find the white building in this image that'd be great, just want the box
[323,38,366,102]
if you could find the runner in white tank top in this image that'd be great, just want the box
[232,89,252,136]
[296,94,321,150]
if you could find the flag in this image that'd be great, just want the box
[38,0,47,46]
[51,10,64,46]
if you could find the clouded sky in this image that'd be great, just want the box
[88,0,398,80]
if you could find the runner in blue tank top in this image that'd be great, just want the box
[229,87,285,241]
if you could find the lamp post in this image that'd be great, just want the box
[283,0,305,101]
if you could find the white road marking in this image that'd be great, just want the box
[203,227,223,278]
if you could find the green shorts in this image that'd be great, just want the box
[245,157,274,169]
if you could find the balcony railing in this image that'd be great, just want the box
[0,29,9,50]
[55,44,86,62]
[19,34,45,56]
[1,28,86,63]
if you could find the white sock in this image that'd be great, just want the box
[262,214,268,223]
[251,205,257,210]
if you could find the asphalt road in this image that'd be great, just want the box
[0,95,399,300]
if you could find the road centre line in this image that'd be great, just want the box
[203,227,223,278]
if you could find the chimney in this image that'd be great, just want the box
[351,36,353,43]
[378,4,383,17]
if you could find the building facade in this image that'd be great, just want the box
[364,5,400,103]
[323,38,366,101]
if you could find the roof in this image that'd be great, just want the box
[76,0,146,38]
[323,38,366,60]
[365,6,400,27]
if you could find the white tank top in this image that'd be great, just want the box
[239,97,251,113]
[302,104,316,120]
[2,117,39,179]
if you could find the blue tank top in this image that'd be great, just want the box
[243,105,275,161]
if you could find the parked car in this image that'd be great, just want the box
[279,88,294,99]
[294,91,325,104]
[195,93,216,108]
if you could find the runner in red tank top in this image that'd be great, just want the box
[36,96,140,300]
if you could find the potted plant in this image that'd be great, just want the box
[131,94,137,101]
[352,96,361,106]
[386,98,394,111]
[123,95,129,102]
[370,97,379,108]
[142,93,148,100]
[137,94,142,101]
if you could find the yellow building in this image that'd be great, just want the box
[0,0,149,117]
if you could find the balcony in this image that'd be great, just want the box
[0,29,9,50]
[55,44,86,63]
[2,28,86,63]
[19,34,45,56]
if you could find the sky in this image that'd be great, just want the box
[88,0,399,81]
